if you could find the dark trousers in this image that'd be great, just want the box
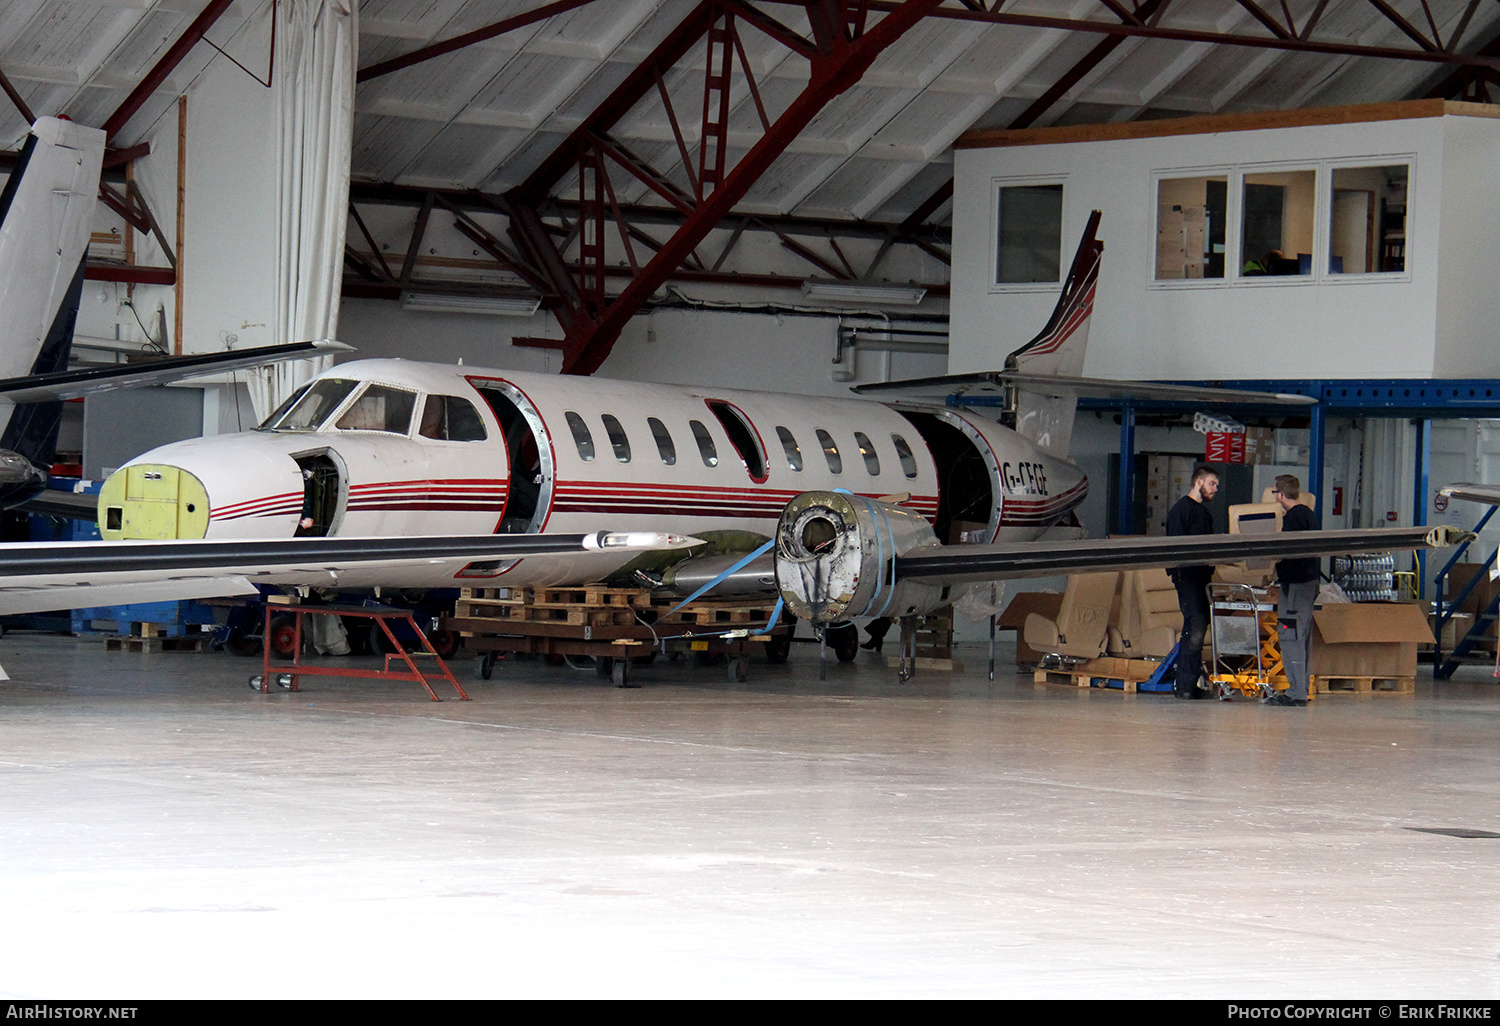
[1174,576,1211,692]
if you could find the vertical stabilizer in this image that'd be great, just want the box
[0,117,105,501]
[1004,210,1102,457]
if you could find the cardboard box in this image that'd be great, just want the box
[1311,603,1433,679]
[999,591,1065,665]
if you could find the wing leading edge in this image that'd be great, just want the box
[0,531,698,616]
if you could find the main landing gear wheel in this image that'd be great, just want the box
[427,628,461,660]
[828,623,860,663]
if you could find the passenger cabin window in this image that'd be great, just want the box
[335,384,417,434]
[777,426,802,472]
[690,420,718,467]
[892,434,919,480]
[601,414,631,462]
[816,429,842,474]
[649,417,676,465]
[262,378,357,431]
[566,411,595,461]
[996,182,1063,284]
[419,395,488,441]
[706,400,766,481]
[854,432,880,476]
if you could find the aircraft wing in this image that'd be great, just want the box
[1439,483,1500,506]
[851,370,1315,406]
[892,525,1463,585]
[0,531,696,616]
[0,340,352,403]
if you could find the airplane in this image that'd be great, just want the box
[0,115,355,518]
[83,211,1465,662]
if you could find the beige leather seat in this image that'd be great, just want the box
[1023,572,1120,661]
[1107,568,1183,659]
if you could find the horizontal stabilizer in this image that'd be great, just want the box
[853,370,1316,406]
[0,340,353,403]
[1439,483,1500,506]
[895,525,1465,585]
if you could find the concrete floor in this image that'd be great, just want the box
[0,633,1496,999]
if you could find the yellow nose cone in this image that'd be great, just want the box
[98,465,210,540]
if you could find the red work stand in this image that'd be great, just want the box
[250,604,469,701]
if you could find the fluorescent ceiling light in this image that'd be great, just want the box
[802,280,927,306]
[400,291,542,317]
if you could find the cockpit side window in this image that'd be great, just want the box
[335,384,417,434]
[262,379,358,432]
[419,395,488,441]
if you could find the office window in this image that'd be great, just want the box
[1329,164,1407,274]
[995,183,1063,284]
[565,411,595,461]
[776,426,803,472]
[1155,175,1227,280]
[649,417,676,465]
[1240,169,1316,276]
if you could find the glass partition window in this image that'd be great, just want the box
[335,385,417,434]
[995,183,1063,284]
[1155,175,1227,280]
[1329,164,1407,274]
[1240,169,1316,276]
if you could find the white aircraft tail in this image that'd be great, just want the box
[1004,209,1101,457]
[0,117,105,499]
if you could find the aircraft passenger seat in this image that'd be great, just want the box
[1022,572,1121,661]
[1106,569,1183,659]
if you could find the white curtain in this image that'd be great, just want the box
[250,0,357,422]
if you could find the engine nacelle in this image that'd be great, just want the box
[775,491,946,625]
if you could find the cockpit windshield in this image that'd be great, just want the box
[334,384,417,434]
[259,379,358,432]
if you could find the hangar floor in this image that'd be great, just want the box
[0,633,1495,1000]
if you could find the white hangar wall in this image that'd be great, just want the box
[949,101,1500,382]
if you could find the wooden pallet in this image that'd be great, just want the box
[105,635,204,653]
[1313,674,1415,695]
[1032,667,1157,692]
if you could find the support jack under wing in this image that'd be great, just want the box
[0,530,697,617]
[773,490,1467,624]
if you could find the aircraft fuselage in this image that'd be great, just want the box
[99,359,1087,589]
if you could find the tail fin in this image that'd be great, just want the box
[1005,210,1102,456]
[0,117,105,500]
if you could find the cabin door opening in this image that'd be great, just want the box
[294,451,345,537]
[898,411,998,543]
[478,384,552,534]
